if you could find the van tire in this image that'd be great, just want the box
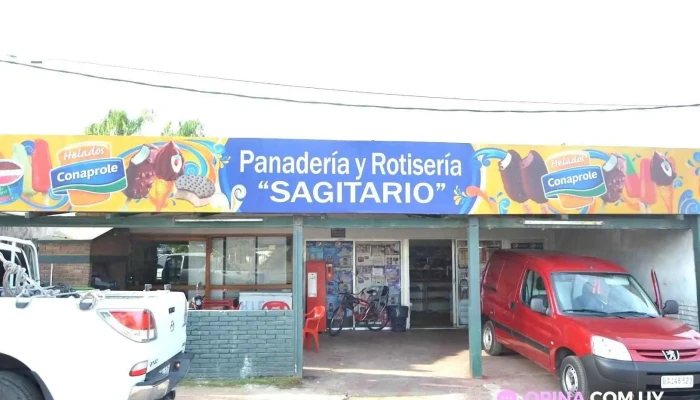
[0,371,43,400]
[482,320,503,356]
[559,356,589,399]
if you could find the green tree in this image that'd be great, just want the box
[85,109,154,136]
[85,109,205,137]
[162,120,204,137]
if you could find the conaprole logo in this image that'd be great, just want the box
[541,151,607,210]
[50,158,127,194]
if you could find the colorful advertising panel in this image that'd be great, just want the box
[0,135,698,215]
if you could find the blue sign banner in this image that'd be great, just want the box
[219,139,480,214]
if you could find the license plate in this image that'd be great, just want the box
[160,364,171,375]
[661,375,694,389]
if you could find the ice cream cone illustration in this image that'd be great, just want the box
[649,152,676,213]
[149,179,175,211]
[639,158,656,213]
[657,186,674,213]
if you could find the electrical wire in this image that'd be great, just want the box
[2,59,700,113]
[43,58,661,108]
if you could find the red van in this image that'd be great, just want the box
[480,250,699,398]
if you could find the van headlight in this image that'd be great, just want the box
[591,336,631,361]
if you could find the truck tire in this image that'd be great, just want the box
[0,371,43,400]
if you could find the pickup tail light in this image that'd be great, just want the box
[129,360,148,377]
[99,309,157,343]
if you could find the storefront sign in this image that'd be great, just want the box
[0,135,699,215]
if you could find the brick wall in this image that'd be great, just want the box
[38,241,92,286]
[186,311,296,379]
[670,304,699,331]
[39,263,91,286]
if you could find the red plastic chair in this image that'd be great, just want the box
[262,301,291,310]
[304,305,326,352]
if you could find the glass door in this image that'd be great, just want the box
[453,240,503,327]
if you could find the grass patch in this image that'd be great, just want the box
[180,376,302,389]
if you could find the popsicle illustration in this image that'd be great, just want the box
[639,157,656,212]
[11,143,35,196]
[623,154,641,199]
[31,139,53,205]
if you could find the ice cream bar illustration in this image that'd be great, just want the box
[124,144,159,199]
[623,154,641,199]
[520,151,548,204]
[31,139,52,195]
[11,143,35,196]
[498,150,529,203]
[154,141,184,181]
[600,153,626,203]
[639,158,656,205]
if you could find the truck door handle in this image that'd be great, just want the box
[509,302,515,310]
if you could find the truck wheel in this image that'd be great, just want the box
[0,371,43,400]
[482,320,503,356]
[560,356,590,400]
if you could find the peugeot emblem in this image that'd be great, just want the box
[170,321,175,332]
[662,350,680,361]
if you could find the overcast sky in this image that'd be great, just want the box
[1,1,700,148]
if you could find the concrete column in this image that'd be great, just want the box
[692,216,700,327]
[468,216,482,378]
[293,215,305,377]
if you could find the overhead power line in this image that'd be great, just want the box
[2,59,700,114]
[44,58,661,108]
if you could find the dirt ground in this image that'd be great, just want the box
[177,330,559,399]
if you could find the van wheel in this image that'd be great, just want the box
[560,356,590,400]
[482,320,503,356]
[0,371,43,400]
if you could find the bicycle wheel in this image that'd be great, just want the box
[329,305,347,336]
[365,304,390,331]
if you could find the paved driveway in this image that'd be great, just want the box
[178,330,559,399]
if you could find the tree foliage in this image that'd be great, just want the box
[85,109,154,136]
[85,109,204,137]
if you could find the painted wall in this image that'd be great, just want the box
[553,229,698,330]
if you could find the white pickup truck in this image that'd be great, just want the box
[0,236,193,400]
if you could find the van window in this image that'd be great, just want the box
[521,270,549,310]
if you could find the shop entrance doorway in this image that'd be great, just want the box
[409,240,453,327]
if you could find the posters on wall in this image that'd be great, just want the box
[356,242,401,306]
[1,135,698,216]
[306,240,353,319]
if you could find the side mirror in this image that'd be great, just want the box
[530,297,548,315]
[662,300,679,315]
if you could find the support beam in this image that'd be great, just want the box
[692,216,700,328]
[292,215,305,377]
[0,215,294,228]
[468,216,482,379]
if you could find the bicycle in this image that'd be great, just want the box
[328,285,390,336]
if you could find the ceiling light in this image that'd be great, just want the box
[521,219,603,226]
[174,218,264,223]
